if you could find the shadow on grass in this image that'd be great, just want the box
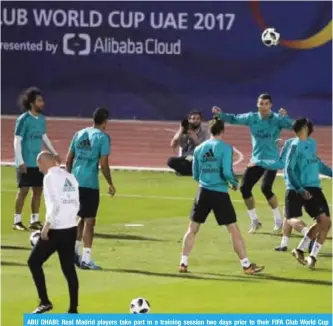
[257,232,332,241]
[100,268,259,283]
[319,252,332,258]
[1,261,27,267]
[202,272,331,286]
[94,233,165,242]
[1,245,31,251]
[256,232,283,237]
[315,267,332,272]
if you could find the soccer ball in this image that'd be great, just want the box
[129,298,151,314]
[30,230,41,247]
[262,28,280,47]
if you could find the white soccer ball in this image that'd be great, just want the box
[129,298,151,314]
[30,230,41,247]
[262,28,280,47]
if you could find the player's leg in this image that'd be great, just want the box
[212,192,264,274]
[13,168,30,230]
[179,188,211,272]
[240,166,265,233]
[275,218,311,252]
[261,169,282,233]
[74,187,90,266]
[56,227,79,313]
[180,221,201,272]
[303,188,331,269]
[30,187,43,230]
[74,218,84,266]
[226,223,264,274]
[306,213,331,269]
[78,188,101,270]
[27,230,57,313]
[274,218,292,251]
[29,168,45,230]
[81,218,96,265]
[275,190,308,251]
[293,222,319,265]
[13,187,30,230]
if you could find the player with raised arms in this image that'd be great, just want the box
[212,94,294,234]
[179,118,264,275]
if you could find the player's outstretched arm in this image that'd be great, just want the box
[212,106,251,126]
[318,158,333,178]
[277,108,294,130]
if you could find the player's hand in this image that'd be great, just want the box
[302,190,312,200]
[54,154,61,165]
[108,184,116,197]
[247,162,256,168]
[212,106,222,115]
[19,164,27,174]
[41,224,50,240]
[279,108,288,116]
[230,184,238,191]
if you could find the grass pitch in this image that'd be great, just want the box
[1,167,331,325]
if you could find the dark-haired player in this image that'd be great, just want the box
[66,108,116,270]
[212,94,294,234]
[250,119,331,254]
[13,87,60,231]
[179,118,264,275]
[285,119,331,269]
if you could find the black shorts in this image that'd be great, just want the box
[16,167,44,188]
[285,187,330,219]
[240,165,277,199]
[190,187,237,226]
[77,187,100,219]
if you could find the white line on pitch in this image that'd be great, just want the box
[4,188,332,207]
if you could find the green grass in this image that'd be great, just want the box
[1,166,332,324]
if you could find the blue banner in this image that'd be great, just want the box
[23,314,332,326]
[1,2,332,124]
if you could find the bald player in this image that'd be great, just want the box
[28,151,79,314]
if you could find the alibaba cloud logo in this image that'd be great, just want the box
[249,0,332,49]
[63,33,91,55]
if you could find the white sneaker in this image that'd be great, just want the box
[306,255,316,269]
[248,220,262,233]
